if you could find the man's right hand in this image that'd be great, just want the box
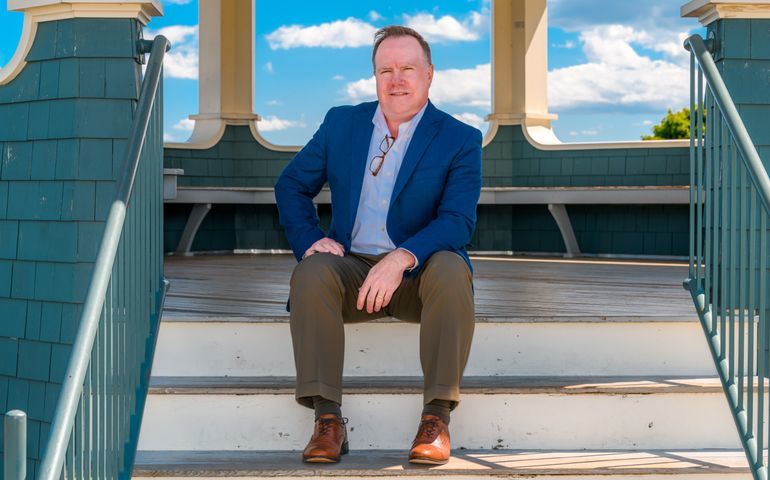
[303,237,345,258]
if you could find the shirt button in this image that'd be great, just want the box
[381,200,387,206]
[380,227,385,232]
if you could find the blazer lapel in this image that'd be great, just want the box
[349,104,376,228]
[390,101,441,204]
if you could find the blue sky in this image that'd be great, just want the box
[0,0,703,145]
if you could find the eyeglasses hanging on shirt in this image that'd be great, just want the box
[369,134,396,176]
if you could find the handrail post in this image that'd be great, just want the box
[4,410,27,480]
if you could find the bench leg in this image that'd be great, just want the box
[176,203,212,255]
[547,204,581,258]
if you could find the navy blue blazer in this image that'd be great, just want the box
[275,100,482,275]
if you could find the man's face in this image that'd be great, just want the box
[374,36,434,124]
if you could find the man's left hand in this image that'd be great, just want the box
[357,249,415,314]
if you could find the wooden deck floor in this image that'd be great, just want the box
[134,449,749,477]
[162,254,695,321]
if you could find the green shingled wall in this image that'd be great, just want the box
[164,126,294,187]
[710,19,770,169]
[164,124,690,256]
[0,18,142,477]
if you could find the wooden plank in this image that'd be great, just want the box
[162,254,695,321]
[133,449,749,476]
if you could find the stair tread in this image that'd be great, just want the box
[161,313,697,323]
[149,375,730,395]
[133,449,748,476]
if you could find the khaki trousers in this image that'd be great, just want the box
[289,250,475,410]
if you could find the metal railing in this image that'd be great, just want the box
[684,33,770,480]
[3,35,170,480]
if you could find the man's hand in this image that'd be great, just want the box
[357,249,415,314]
[304,237,345,258]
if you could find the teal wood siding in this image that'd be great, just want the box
[0,18,142,477]
[164,126,294,187]
[472,126,689,254]
[164,124,689,256]
[710,19,770,170]
[482,126,689,187]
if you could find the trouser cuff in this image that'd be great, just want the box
[423,384,461,410]
[296,381,342,409]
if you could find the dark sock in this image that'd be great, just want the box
[422,399,453,425]
[312,396,342,419]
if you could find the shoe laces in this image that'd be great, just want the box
[419,417,441,440]
[317,416,348,435]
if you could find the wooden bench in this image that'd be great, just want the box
[163,170,689,257]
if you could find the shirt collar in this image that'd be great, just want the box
[372,101,429,138]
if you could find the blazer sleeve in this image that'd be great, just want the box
[275,109,334,261]
[398,127,482,269]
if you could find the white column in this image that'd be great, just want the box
[487,0,556,128]
[194,0,256,123]
[184,0,262,148]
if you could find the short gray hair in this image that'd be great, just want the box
[372,25,432,71]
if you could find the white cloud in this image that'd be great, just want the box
[163,0,192,4]
[548,25,689,112]
[404,12,485,43]
[452,112,486,129]
[344,76,376,102]
[258,116,306,132]
[344,63,490,108]
[549,0,694,64]
[267,100,282,106]
[643,120,653,125]
[431,64,490,107]
[145,24,195,47]
[549,0,691,34]
[332,75,345,81]
[144,25,198,79]
[580,129,600,135]
[553,40,576,49]
[173,118,195,131]
[265,61,274,73]
[163,133,176,142]
[266,18,377,50]
[369,10,382,22]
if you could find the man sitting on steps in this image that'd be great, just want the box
[275,25,482,465]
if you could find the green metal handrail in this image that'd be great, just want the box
[684,33,770,480]
[4,35,172,480]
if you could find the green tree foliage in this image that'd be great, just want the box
[642,107,704,140]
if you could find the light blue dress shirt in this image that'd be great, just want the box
[350,102,428,265]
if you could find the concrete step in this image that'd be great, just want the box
[137,376,744,451]
[133,449,751,479]
[151,317,713,377]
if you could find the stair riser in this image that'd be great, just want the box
[151,322,713,377]
[137,392,744,451]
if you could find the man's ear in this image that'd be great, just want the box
[427,64,434,85]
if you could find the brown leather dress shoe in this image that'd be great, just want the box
[408,415,450,465]
[302,414,349,463]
